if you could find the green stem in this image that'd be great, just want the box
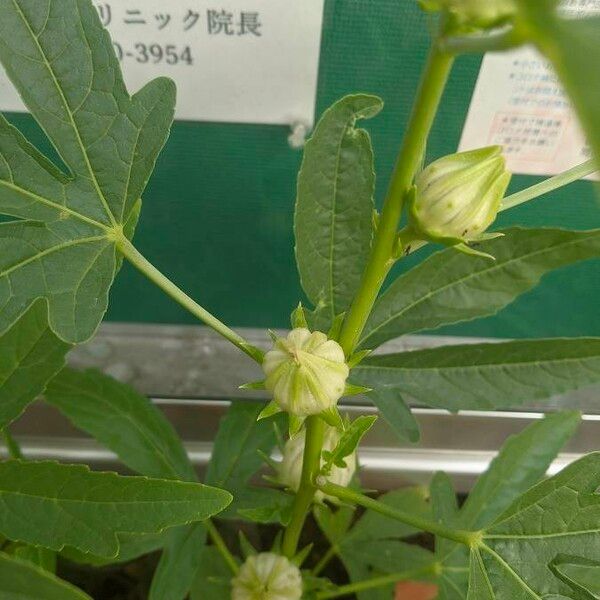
[2,429,23,460]
[205,519,239,574]
[282,416,325,558]
[117,237,263,363]
[313,544,338,576]
[337,34,455,356]
[317,480,479,547]
[500,158,598,211]
[316,564,439,599]
[440,26,523,55]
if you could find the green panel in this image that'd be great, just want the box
[4,1,599,338]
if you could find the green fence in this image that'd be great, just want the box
[7,1,599,338]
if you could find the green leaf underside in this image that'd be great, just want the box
[0,0,175,343]
[0,300,70,428]
[149,524,207,600]
[370,388,420,443]
[295,94,382,324]
[205,401,285,519]
[45,367,196,482]
[516,5,600,163]
[352,338,600,411]
[433,412,581,599]
[469,452,600,599]
[0,551,90,600]
[360,228,600,349]
[553,557,600,597]
[0,460,231,557]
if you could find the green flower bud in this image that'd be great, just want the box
[277,425,356,503]
[409,146,510,252]
[232,552,302,600]
[262,328,349,417]
[420,0,517,30]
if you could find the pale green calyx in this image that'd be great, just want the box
[262,328,349,417]
[232,552,303,600]
[420,0,517,30]
[276,426,356,503]
[409,146,511,257]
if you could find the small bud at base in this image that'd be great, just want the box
[232,552,302,600]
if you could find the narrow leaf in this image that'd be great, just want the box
[149,524,207,600]
[322,415,376,470]
[460,410,580,529]
[0,0,175,342]
[353,338,600,411]
[0,551,91,600]
[360,228,600,349]
[45,367,196,482]
[295,94,382,323]
[370,388,420,443]
[0,300,70,428]
[0,460,231,557]
[190,546,232,600]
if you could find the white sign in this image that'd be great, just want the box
[458,0,599,177]
[0,0,325,127]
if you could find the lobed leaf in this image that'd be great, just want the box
[469,452,600,598]
[0,300,70,428]
[0,551,90,599]
[190,546,232,600]
[0,0,175,343]
[360,228,600,349]
[295,94,382,326]
[370,388,420,443]
[0,460,231,557]
[45,367,196,481]
[352,338,600,411]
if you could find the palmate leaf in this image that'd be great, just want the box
[431,412,581,600]
[0,300,70,428]
[0,460,231,557]
[295,94,382,327]
[0,551,90,600]
[352,338,600,411]
[469,452,600,599]
[360,228,600,349]
[370,388,420,443]
[0,0,175,343]
[515,3,600,162]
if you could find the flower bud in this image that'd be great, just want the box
[262,328,349,417]
[420,0,517,30]
[409,146,510,248]
[232,552,302,600]
[277,426,356,503]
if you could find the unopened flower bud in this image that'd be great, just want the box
[277,426,356,503]
[262,328,349,417]
[409,146,510,248]
[232,552,302,600]
[420,0,517,30]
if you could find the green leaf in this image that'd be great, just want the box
[370,388,420,443]
[353,338,600,411]
[360,228,600,349]
[190,546,232,600]
[295,94,382,324]
[149,524,207,600]
[0,551,91,600]
[6,543,56,573]
[45,367,196,481]
[206,401,283,518]
[552,557,600,598]
[0,460,231,557]
[0,0,175,343]
[516,5,600,162]
[460,411,581,530]
[0,300,70,428]
[314,503,355,546]
[61,531,167,567]
[322,415,377,471]
[469,452,600,599]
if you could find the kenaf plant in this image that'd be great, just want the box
[0,1,599,599]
